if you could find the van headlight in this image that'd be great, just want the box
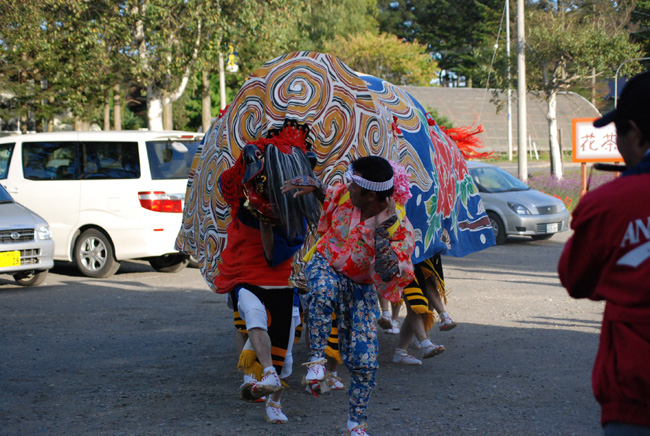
[507,202,532,215]
[37,225,52,240]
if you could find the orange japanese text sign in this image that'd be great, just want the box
[572,118,623,163]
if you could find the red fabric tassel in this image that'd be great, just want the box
[218,105,230,120]
[251,123,309,155]
[442,123,493,160]
[220,157,246,222]
[391,116,402,135]
[219,122,311,221]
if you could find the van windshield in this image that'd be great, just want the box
[146,140,201,180]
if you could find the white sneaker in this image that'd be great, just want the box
[392,349,422,365]
[305,381,320,395]
[251,369,283,398]
[305,372,345,395]
[344,423,370,436]
[326,373,345,391]
[240,374,257,401]
[422,343,445,359]
[377,314,392,330]
[410,337,422,350]
[303,358,326,382]
[265,398,288,424]
[385,319,400,334]
[439,312,457,331]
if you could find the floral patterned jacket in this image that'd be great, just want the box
[313,183,415,302]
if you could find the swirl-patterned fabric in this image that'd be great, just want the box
[360,74,494,261]
[176,52,494,292]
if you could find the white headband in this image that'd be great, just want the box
[345,167,394,191]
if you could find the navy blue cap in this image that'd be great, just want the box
[593,109,616,128]
[594,70,650,129]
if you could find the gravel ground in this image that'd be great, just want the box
[0,230,604,436]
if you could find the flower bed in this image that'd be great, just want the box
[527,168,616,212]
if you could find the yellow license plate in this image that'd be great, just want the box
[0,251,21,268]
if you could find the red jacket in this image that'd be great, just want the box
[214,207,304,294]
[558,156,650,428]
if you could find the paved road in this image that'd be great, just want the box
[0,230,604,436]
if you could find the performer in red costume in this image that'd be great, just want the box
[218,121,321,424]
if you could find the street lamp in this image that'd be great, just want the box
[614,57,650,107]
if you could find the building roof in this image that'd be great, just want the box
[401,86,601,153]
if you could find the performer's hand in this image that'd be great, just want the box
[282,180,316,198]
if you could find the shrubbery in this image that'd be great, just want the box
[527,169,616,212]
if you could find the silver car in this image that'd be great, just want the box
[467,161,570,245]
[0,183,54,286]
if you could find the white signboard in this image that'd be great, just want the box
[572,117,623,163]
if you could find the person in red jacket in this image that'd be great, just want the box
[558,70,650,436]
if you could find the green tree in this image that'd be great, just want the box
[0,1,131,131]
[192,0,380,132]
[127,0,203,130]
[0,0,383,132]
[232,0,378,77]
[298,0,378,51]
[630,1,650,64]
[0,2,50,132]
[522,3,642,178]
[48,0,131,130]
[324,31,438,86]
[195,0,310,132]
[377,0,503,87]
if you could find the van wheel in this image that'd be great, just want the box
[13,270,48,287]
[149,254,190,273]
[487,212,507,245]
[75,229,120,278]
[188,256,200,268]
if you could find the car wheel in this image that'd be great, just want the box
[487,212,507,245]
[74,229,120,278]
[531,234,554,241]
[149,253,190,273]
[13,270,48,287]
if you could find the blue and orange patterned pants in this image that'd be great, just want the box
[305,252,380,424]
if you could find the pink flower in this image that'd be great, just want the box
[389,160,412,205]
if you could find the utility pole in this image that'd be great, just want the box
[506,0,513,161]
[516,0,527,181]
[219,52,227,110]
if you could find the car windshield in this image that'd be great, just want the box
[469,166,530,193]
[146,139,201,180]
[0,183,13,203]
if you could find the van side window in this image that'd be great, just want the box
[0,143,14,180]
[81,141,140,179]
[23,141,78,180]
[146,140,200,180]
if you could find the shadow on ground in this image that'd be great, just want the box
[1,283,601,436]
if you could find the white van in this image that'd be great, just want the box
[0,131,203,278]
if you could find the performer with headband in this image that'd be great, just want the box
[283,156,415,436]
